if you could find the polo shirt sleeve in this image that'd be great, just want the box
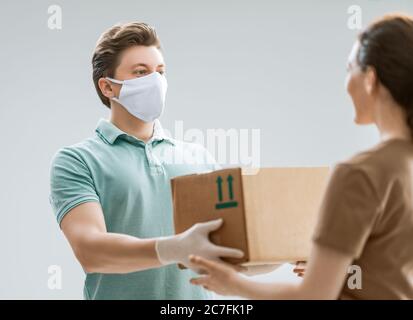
[49,147,100,226]
[312,163,381,259]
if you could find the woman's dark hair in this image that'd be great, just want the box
[357,14,413,135]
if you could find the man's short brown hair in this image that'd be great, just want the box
[92,22,161,108]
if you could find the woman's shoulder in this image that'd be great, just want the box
[343,139,413,168]
[336,139,413,194]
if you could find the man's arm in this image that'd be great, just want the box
[61,202,244,274]
[61,202,161,274]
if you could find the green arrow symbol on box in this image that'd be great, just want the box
[216,176,223,202]
[227,174,234,200]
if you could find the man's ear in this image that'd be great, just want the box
[364,67,378,95]
[98,78,115,99]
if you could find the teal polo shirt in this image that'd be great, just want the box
[49,119,218,300]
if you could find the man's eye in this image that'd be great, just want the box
[158,71,165,75]
[134,69,147,75]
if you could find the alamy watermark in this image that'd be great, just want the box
[347,5,362,30]
[161,120,261,174]
[47,4,62,30]
[47,264,62,290]
[347,264,362,290]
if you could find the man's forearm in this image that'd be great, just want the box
[77,232,162,274]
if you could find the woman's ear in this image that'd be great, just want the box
[98,78,115,99]
[364,67,378,95]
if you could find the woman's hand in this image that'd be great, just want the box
[293,261,307,278]
[241,264,280,276]
[189,255,247,297]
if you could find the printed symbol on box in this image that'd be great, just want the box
[215,175,238,209]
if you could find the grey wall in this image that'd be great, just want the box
[1,0,412,299]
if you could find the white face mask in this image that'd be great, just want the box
[106,72,167,122]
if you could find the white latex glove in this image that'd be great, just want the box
[155,219,244,272]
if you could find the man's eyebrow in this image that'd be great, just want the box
[130,63,148,68]
[130,63,165,68]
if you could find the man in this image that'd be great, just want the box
[49,22,243,300]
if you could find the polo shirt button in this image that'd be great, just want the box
[149,165,163,175]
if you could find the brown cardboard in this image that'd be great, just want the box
[171,167,330,266]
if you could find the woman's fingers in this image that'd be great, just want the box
[189,255,217,273]
[293,260,307,277]
[190,254,246,276]
[189,256,244,296]
[190,274,210,286]
[219,260,246,273]
[229,263,247,273]
[294,261,307,269]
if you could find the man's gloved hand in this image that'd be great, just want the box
[155,219,244,272]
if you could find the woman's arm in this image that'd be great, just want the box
[190,244,353,299]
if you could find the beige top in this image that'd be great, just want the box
[313,139,413,300]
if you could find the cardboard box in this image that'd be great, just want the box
[171,167,330,266]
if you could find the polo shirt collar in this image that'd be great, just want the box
[95,119,175,146]
[151,119,176,145]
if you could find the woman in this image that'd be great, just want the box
[189,14,413,300]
